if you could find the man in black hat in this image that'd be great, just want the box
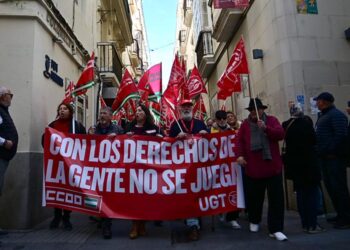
[314,92,350,229]
[236,98,287,241]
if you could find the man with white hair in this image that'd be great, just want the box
[0,86,18,239]
[169,99,208,241]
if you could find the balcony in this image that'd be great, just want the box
[195,31,215,78]
[183,0,193,27]
[212,8,244,42]
[97,42,123,87]
[129,39,140,68]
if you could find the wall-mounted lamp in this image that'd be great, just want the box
[345,27,350,41]
[252,49,263,59]
[52,37,63,44]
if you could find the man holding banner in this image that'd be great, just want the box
[92,107,124,239]
[169,99,208,241]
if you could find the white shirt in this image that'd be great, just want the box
[0,114,5,146]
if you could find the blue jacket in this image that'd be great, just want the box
[315,105,348,157]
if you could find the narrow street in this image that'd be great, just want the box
[1,210,349,250]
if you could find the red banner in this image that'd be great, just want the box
[43,128,244,220]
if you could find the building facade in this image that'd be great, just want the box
[176,0,350,209]
[0,0,147,229]
[176,0,350,121]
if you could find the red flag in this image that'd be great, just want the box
[186,66,207,99]
[217,87,232,100]
[217,37,249,99]
[73,52,95,96]
[193,95,207,121]
[160,97,176,131]
[168,56,186,88]
[138,63,162,102]
[62,80,75,104]
[99,96,107,109]
[111,69,140,112]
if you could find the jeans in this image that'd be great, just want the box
[320,158,350,221]
[295,185,319,230]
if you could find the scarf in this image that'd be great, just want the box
[249,113,272,160]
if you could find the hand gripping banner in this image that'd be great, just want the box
[43,128,245,220]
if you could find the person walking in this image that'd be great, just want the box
[211,110,241,229]
[43,102,86,231]
[236,98,287,241]
[282,103,324,233]
[90,106,124,239]
[169,99,208,241]
[314,92,350,229]
[125,103,163,239]
[0,87,18,241]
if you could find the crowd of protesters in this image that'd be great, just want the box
[1,85,350,244]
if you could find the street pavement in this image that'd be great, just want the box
[1,209,349,250]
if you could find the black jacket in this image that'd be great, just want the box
[0,105,18,161]
[282,116,321,186]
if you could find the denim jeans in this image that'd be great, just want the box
[320,158,350,221]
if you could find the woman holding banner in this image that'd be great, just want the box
[42,102,86,230]
[125,103,163,239]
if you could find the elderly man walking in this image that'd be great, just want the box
[0,86,18,240]
[314,92,350,229]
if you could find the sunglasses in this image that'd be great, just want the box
[4,93,13,98]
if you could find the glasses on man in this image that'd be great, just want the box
[217,117,227,121]
[5,93,13,98]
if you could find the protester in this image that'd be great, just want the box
[91,107,124,239]
[282,103,324,233]
[169,99,208,241]
[206,118,214,131]
[125,103,163,239]
[0,87,18,240]
[314,92,350,229]
[43,102,86,231]
[236,98,287,241]
[227,111,241,130]
[211,110,241,229]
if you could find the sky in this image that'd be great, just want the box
[142,0,178,92]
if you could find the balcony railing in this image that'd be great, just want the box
[183,0,193,26]
[97,42,123,82]
[195,31,213,66]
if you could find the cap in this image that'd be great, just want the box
[313,92,334,103]
[215,110,227,120]
[180,99,193,106]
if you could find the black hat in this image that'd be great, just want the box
[246,98,268,111]
[215,110,227,120]
[313,92,334,103]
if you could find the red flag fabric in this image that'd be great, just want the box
[138,63,162,102]
[217,37,249,100]
[73,52,95,96]
[111,69,140,112]
[160,97,176,131]
[62,80,75,104]
[186,66,207,99]
[193,95,208,121]
[99,96,107,109]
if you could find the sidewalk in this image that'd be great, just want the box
[1,210,349,250]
